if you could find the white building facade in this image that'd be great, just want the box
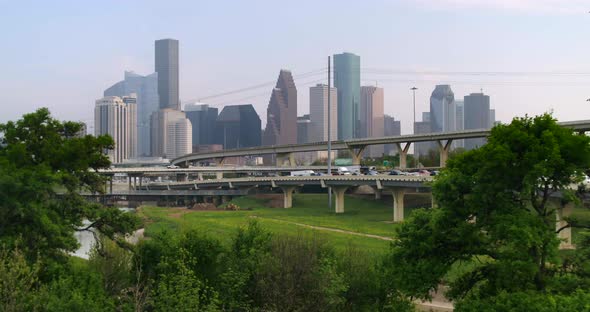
[309,84,338,142]
[150,109,192,159]
[94,95,138,164]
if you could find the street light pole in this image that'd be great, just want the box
[411,87,417,168]
[328,56,332,209]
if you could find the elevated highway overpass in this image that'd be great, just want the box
[137,175,433,221]
[172,120,590,168]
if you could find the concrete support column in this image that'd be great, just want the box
[216,172,223,179]
[281,186,297,208]
[349,145,367,166]
[133,177,137,190]
[198,172,204,181]
[395,142,412,169]
[214,157,226,167]
[277,152,295,167]
[391,188,406,222]
[557,203,574,249]
[436,139,453,168]
[372,186,382,200]
[109,177,113,194]
[212,196,221,207]
[139,177,142,188]
[332,186,348,214]
[128,176,132,190]
[431,193,437,208]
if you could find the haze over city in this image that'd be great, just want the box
[2,0,590,136]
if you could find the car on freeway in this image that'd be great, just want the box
[166,165,179,169]
[389,169,404,175]
[337,167,352,175]
[366,170,380,176]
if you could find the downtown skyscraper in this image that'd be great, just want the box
[150,109,192,159]
[430,84,456,133]
[263,70,298,146]
[94,95,137,163]
[104,71,159,157]
[360,86,385,157]
[184,103,219,152]
[215,105,261,149]
[334,52,360,140]
[155,39,180,110]
[309,84,338,142]
[463,92,491,150]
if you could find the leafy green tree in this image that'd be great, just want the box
[217,220,272,310]
[0,108,139,265]
[385,114,590,304]
[151,255,220,312]
[36,258,116,312]
[0,247,40,312]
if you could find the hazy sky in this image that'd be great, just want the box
[1,0,590,135]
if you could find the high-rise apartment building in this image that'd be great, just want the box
[383,115,401,155]
[215,104,261,149]
[150,109,192,159]
[155,39,179,110]
[430,85,456,133]
[94,95,137,163]
[184,102,219,152]
[263,70,298,147]
[309,84,337,142]
[360,86,385,157]
[334,52,360,140]
[464,92,490,150]
[104,71,158,157]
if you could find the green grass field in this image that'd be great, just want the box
[138,192,590,259]
[138,194,430,255]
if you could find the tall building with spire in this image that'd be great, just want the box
[155,38,179,110]
[263,70,298,147]
[334,52,360,140]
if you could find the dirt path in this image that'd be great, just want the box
[249,216,395,241]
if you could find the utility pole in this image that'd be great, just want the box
[411,87,417,168]
[328,56,332,209]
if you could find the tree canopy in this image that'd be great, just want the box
[0,108,139,264]
[385,114,590,307]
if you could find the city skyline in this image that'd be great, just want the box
[2,0,590,136]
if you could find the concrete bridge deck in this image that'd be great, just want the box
[134,175,433,220]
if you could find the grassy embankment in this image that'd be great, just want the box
[138,193,430,256]
[137,192,590,285]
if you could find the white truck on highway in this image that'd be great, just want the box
[290,170,315,177]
